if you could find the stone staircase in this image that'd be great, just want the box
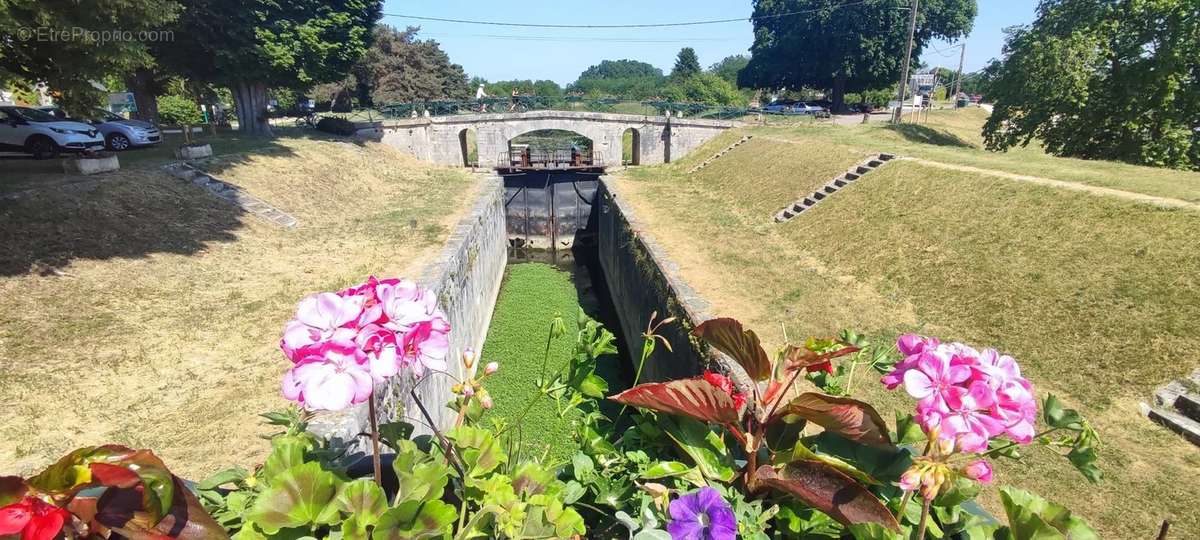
[688,135,753,174]
[1143,369,1200,446]
[773,153,896,223]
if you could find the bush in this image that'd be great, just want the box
[661,73,747,106]
[156,94,204,125]
[316,116,357,136]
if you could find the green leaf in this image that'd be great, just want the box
[754,462,900,532]
[633,530,672,540]
[372,500,456,540]
[396,461,450,505]
[377,422,415,451]
[261,436,310,486]
[691,317,773,381]
[933,475,981,508]
[335,480,387,525]
[661,417,737,483]
[788,442,879,486]
[446,426,505,479]
[579,373,609,398]
[641,461,692,479]
[246,462,343,534]
[1066,445,1102,483]
[197,468,249,491]
[894,413,925,445]
[1042,395,1083,430]
[341,515,371,540]
[847,523,905,540]
[1000,486,1098,540]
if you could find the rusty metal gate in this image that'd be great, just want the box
[503,172,599,262]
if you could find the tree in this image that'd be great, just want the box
[662,73,747,106]
[709,55,750,86]
[959,58,1000,98]
[983,0,1199,170]
[568,60,666,99]
[741,0,976,111]
[0,0,181,114]
[353,25,470,105]
[671,48,702,80]
[157,0,381,134]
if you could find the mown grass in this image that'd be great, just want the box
[478,263,595,464]
[613,111,1200,538]
[755,108,1200,202]
[0,136,475,478]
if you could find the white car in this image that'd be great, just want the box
[0,106,105,159]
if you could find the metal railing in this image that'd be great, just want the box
[497,148,604,169]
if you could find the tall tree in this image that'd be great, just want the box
[354,25,469,105]
[671,47,702,80]
[569,60,666,99]
[0,0,180,113]
[157,0,381,134]
[741,0,976,111]
[984,0,1199,170]
[576,59,663,80]
[709,55,751,86]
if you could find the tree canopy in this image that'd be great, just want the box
[355,25,469,105]
[741,0,976,110]
[709,55,750,86]
[671,48,702,80]
[157,0,381,133]
[576,59,663,81]
[0,0,181,113]
[662,73,747,106]
[983,0,1199,170]
[568,60,666,99]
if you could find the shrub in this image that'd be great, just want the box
[316,116,357,136]
[156,94,204,126]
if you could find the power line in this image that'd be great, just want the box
[382,0,873,29]
[419,33,743,43]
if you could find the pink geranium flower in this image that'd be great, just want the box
[963,460,993,484]
[903,352,971,411]
[282,340,374,411]
[281,292,364,360]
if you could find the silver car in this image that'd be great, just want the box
[38,106,163,151]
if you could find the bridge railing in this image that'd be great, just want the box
[314,97,759,123]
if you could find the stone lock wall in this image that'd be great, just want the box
[308,175,508,450]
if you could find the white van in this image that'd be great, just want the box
[0,106,105,159]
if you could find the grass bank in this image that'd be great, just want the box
[0,136,475,478]
[613,109,1200,538]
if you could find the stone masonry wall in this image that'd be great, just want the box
[595,178,744,386]
[308,175,507,451]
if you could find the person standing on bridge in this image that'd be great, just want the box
[476,83,489,112]
[509,88,520,112]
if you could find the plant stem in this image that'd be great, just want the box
[409,387,468,481]
[916,496,932,539]
[895,490,914,521]
[368,391,383,488]
[457,495,468,532]
[986,427,1062,457]
[538,321,555,385]
[614,336,655,423]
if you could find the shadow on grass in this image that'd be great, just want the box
[884,123,976,148]
[0,172,246,277]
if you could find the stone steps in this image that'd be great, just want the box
[688,135,754,174]
[162,162,299,229]
[773,153,896,223]
[1143,368,1200,446]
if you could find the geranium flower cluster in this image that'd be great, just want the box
[882,334,1037,454]
[280,276,450,411]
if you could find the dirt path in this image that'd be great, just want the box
[903,157,1200,211]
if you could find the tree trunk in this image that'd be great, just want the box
[231,81,272,135]
[832,73,848,113]
[124,69,160,124]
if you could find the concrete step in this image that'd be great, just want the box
[845,172,860,181]
[857,166,872,174]
[822,185,837,194]
[879,153,896,161]
[1145,405,1200,446]
[813,192,826,200]
[868,160,884,167]
[1175,393,1200,423]
[803,198,815,206]
[833,179,848,187]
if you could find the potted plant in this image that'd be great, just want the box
[159,94,212,160]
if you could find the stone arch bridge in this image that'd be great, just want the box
[372,110,736,168]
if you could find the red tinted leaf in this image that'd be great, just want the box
[90,480,227,540]
[755,462,900,531]
[771,393,891,447]
[781,344,859,374]
[89,463,141,488]
[610,379,741,425]
[692,318,772,381]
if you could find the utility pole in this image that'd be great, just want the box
[953,42,966,102]
[892,0,920,123]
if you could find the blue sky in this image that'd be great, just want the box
[380,1,1038,85]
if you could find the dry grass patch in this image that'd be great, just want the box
[615,153,1200,537]
[0,137,475,479]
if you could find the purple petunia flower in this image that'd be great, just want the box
[667,487,737,540]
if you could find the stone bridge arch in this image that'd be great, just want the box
[375,111,734,169]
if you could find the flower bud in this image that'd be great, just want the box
[963,460,993,484]
[451,383,463,394]
[550,314,566,339]
[484,361,499,375]
[479,391,493,409]
[462,348,476,369]
[462,384,475,397]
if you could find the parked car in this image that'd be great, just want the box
[0,106,104,159]
[38,106,162,151]
[792,102,831,118]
